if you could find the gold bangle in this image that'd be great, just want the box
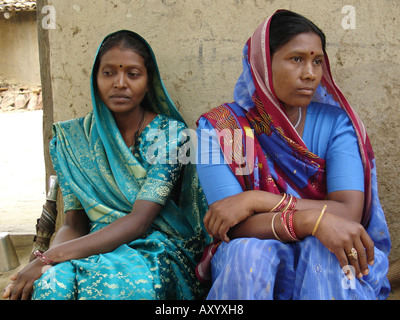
[282,194,294,212]
[312,205,327,236]
[270,193,287,213]
[271,212,284,242]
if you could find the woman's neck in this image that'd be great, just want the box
[282,104,306,135]
[113,106,145,147]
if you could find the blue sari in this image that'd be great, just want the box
[197,11,391,300]
[32,31,209,300]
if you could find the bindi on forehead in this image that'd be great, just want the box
[310,51,314,55]
[120,65,123,68]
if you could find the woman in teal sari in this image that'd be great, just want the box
[5,31,209,300]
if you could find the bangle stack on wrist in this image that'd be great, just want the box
[269,195,328,242]
[270,193,299,242]
[34,250,55,265]
[270,193,297,213]
[270,193,287,213]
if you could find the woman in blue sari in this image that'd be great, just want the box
[5,31,209,300]
[196,10,391,300]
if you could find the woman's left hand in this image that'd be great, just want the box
[312,210,375,279]
[3,259,50,300]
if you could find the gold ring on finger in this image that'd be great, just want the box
[348,247,358,260]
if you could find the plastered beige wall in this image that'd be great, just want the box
[0,11,40,85]
[37,0,400,260]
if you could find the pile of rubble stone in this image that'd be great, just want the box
[0,83,42,111]
[0,0,37,12]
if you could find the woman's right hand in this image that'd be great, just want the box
[204,191,285,242]
[311,210,375,279]
[204,192,256,243]
[2,273,18,299]
[2,258,51,300]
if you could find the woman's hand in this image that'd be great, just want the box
[2,259,51,300]
[204,192,258,242]
[204,191,286,242]
[312,210,374,279]
[2,273,18,299]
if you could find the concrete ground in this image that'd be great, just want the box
[0,110,45,234]
[0,235,33,300]
[0,110,45,299]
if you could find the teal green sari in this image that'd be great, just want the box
[32,31,209,300]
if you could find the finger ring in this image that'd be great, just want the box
[348,247,358,260]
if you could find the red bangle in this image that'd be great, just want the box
[280,209,299,242]
[283,194,297,211]
[34,250,55,265]
[280,210,292,241]
[287,209,300,241]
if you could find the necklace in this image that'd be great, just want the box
[133,108,148,146]
[294,107,302,129]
